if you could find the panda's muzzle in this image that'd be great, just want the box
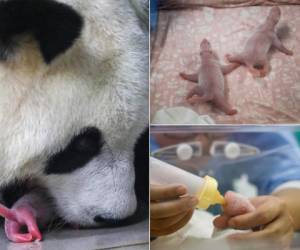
[0,0,83,63]
[94,203,147,228]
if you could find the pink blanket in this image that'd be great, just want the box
[151,6,300,124]
[160,0,300,9]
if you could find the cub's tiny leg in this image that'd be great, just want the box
[188,94,212,106]
[214,96,237,116]
[272,35,293,56]
[186,85,204,100]
[226,54,244,65]
[221,63,240,75]
[179,72,198,83]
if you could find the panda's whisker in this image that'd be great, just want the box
[106,142,118,193]
[47,218,68,232]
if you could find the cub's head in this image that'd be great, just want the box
[200,38,218,60]
[268,6,281,26]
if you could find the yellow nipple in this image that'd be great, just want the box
[196,176,225,209]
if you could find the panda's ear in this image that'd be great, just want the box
[34,1,84,64]
[0,0,84,64]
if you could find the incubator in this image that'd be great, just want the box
[150,126,300,198]
[153,140,260,161]
[210,141,260,159]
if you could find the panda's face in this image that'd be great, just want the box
[42,127,137,227]
[0,0,147,227]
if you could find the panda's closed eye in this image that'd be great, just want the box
[45,127,104,175]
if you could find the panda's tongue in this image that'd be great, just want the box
[0,204,17,221]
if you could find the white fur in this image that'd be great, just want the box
[42,147,137,226]
[0,0,148,225]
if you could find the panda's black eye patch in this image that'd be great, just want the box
[45,127,104,175]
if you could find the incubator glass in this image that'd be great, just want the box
[152,140,260,161]
[152,142,202,162]
[150,126,300,199]
[210,141,260,159]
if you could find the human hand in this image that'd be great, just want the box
[215,195,294,249]
[151,184,198,237]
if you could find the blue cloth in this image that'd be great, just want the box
[208,132,300,195]
[229,132,297,152]
[150,0,158,32]
[150,132,300,195]
[150,136,160,153]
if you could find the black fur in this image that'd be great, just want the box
[45,127,104,175]
[1,179,32,208]
[0,0,83,63]
[134,128,149,205]
[0,179,30,224]
[132,128,149,223]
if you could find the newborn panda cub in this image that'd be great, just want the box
[180,39,239,116]
[213,191,255,229]
[226,6,293,77]
[0,181,55,243]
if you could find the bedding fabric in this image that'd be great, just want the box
[159,0,300,8]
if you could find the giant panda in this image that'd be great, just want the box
[0,0,149,237]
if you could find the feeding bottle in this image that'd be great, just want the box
[150,157,225,209]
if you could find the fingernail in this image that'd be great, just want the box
[176,186,187,195]
[188,197,198,207]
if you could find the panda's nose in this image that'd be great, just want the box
[94,215,135,227]
[93,215,106,222]
[94,214,139,227]
[94,215,115,224]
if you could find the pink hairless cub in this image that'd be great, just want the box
[226,6,293,78]
[180,39,239,116]
[213,191,255,229]
[0,191,54,243]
